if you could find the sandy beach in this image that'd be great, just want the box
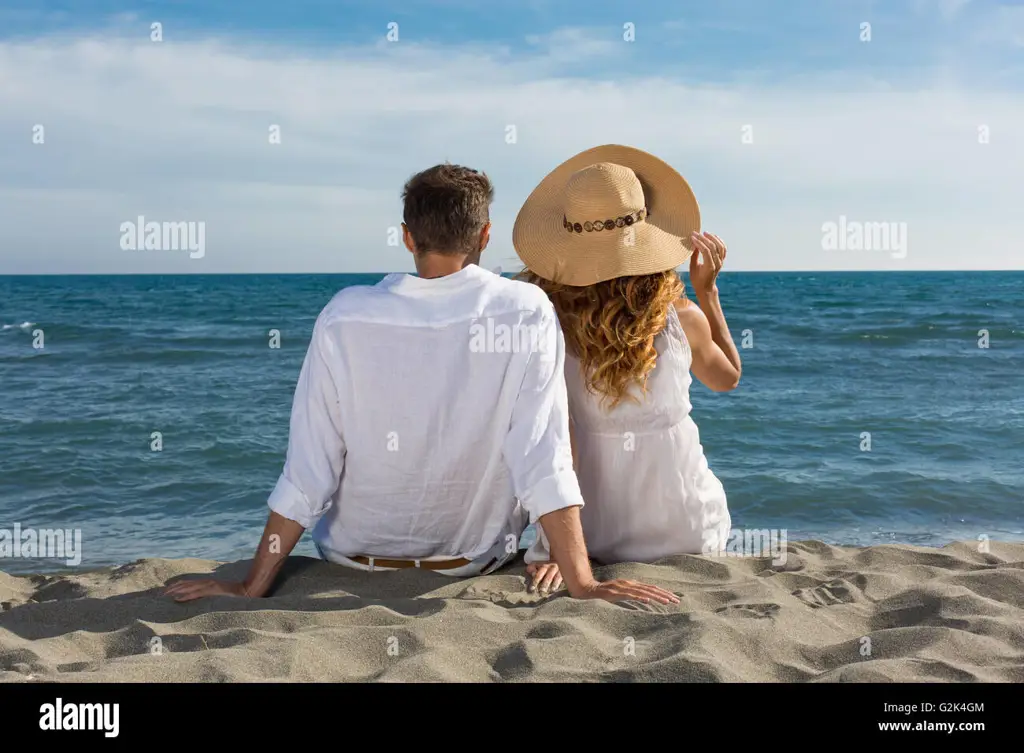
[1,540,1022,682]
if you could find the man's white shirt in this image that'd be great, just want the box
[267,264,583,563]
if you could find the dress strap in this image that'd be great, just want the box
[664,299,691,355]
[666,299,685,336]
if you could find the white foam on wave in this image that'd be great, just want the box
[1,321,35,331]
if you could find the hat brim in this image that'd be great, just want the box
[513,145,700,286]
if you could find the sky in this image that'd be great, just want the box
[0,0,1022,274]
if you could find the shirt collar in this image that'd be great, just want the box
[379,263,494,295]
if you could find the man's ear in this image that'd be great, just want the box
[479,222,491,252]
[402,224,416,254]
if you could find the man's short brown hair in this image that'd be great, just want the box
[402,164,494,256]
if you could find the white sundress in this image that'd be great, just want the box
[565,303,731,564]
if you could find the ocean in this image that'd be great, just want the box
[1,271,1021,575]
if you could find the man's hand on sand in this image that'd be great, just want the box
[526,561,563,594]
[576,579,680,605]
[165,579,249,602]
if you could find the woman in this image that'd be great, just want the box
[514,144,742,566]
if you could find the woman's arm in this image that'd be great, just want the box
[678,232,742,392]
[675,298,741,391]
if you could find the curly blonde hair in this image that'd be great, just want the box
[519,269,683,409]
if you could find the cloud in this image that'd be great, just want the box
[523,26,625,62]
[974,5,1024,47]
[911,0,973,21]
[0,27,1021,273]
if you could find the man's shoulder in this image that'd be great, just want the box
[312,272,555,330]
[316,280,392,326]
[482,273,555,319]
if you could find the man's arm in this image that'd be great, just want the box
[505,308,678,605]
[167,314,346,602]
[536,505,593,596]
[569,415,578,469]
[241,511,305,596]
[503,309,586,569]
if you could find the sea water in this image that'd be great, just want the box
[1,271,1021,573]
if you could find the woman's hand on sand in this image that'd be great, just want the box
[526,561,563,594]
[689,231,727,296]
[165,579,249,602]
[575,579,680,605]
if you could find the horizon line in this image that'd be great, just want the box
[1,269,1022,277]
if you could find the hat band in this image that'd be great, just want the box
[563,207,649,234]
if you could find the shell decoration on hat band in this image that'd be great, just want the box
[562,207,650,234]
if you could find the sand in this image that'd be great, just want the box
[1,540,1022,682]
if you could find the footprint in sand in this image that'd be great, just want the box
[792,579,858,608]
[715,603,781,619]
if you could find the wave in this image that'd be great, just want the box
[1,321,35,331]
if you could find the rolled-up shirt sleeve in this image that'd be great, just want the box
[267,313,346,529]
[503,308,585,525]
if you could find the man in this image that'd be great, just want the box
[166,164,678,605]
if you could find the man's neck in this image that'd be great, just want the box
[414,252,477,280]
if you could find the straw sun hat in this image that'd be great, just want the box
[513,145,700,287]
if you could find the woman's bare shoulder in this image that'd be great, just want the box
[673,296,707,323]
[672,297,711,346]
